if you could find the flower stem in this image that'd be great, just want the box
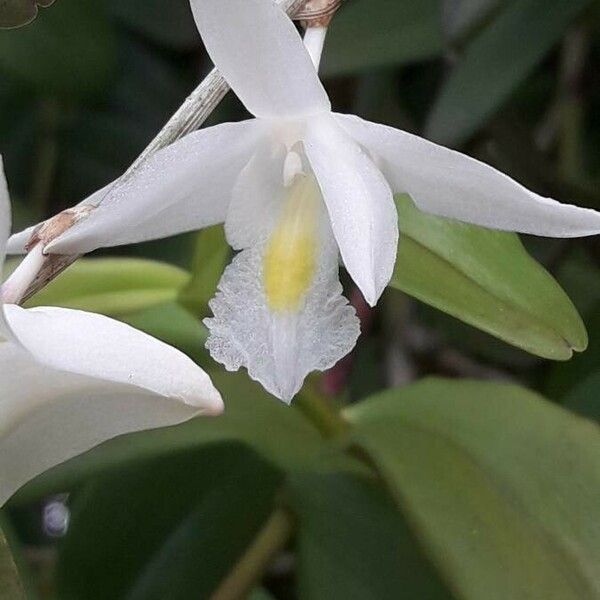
[303,26,328,71]
[1,244,45,305]
[295,382,349,439]
[211,507,293,600]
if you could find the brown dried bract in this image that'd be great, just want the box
[296,0,342,27]
[25,205,95,253]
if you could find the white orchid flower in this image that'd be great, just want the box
[0,163,222,506]
[9,0,600,402]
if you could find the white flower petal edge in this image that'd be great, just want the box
[335,113,600,237]
[189,0,330,119]
[304,115,398,306]
[41,120,263,255]
[206,190,359,402]
[0,163,223,506]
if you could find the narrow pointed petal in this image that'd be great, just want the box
[336,114,600,237]
[207,178,359,402]
[38,120,264,255]
[303,116,398,306]
[189,0,330,119]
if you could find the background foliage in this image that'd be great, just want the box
[2,0,600,598]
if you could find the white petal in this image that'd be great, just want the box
[0,342,213,506]
[189,0,330,119]
[43,120,263,255]
[225,141,289,250]
[4,304,222,411]
[303,115,398,306]
[336,114,600,237]
[205,205,359,403]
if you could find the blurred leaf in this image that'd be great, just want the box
[124,302,209,366]
[0,0,117,98]
[109,0,199,50]
[178,225,230,318]
[426,0,593,145]
[392,195,587,360]
[564,371,600,422]
[13,370,328,504]
[24,258,189,317]
[442,0,501,41]
[0,526,24,600]
[0,0,54,29]
[322,0,443,77]
[348,378,600,600]
[57,444,281,600]
[290,472,451,600]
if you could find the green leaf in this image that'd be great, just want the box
[290,472,451,600]
[24,258,189,317]
[0,526,24,600]
[178,225,230,318]
[0,0,54,29]
[391,195,587,360]
[57,444,282,600]
[322,0,443,77]
[347,378,600,600]
[123,302,210,366]
[426,0,593,145]
[12,370,327,504]
[0,0,117,98]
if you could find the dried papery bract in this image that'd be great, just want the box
[296,0,343,27]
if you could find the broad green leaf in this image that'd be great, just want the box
[392,195,587,360]
[24,258,189,317]
[0,526,24,600]
[57,444,282,600]
[322,0,443,77]
[109,0,199,50]
[12,370,327,504]
[347,378,600,600]
[426,0,593,145]
[0,0,54,29]
[178,225,230,318]
[289,472,451,600]
[0,0,117,98]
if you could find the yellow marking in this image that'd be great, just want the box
[263,175,320,312]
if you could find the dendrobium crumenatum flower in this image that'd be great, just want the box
[0,160,222,505]
[9,0,600,402]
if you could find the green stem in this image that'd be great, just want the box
[210,508,293,600]
[295,383,350,439]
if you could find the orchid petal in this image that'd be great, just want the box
[336,114,600,237]
[189,0,330,119]
[0,342,217,506]
[303,116,398,306]
[225,141,289,250]
[38,120,264,255]
[206,190,359,402]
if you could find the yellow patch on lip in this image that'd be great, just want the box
[263,174,320,312]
